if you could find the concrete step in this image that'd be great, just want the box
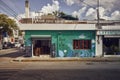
[40,55,50,58]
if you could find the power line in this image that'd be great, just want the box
[79,0,95,8]
[80,0,100,27]
[0,0,21,23]
[10,0,23,16]
[9,0,23,19]
[0,0,18,17]
[0,6,20,24]
[0,4,15,17]
[0,0,18,14]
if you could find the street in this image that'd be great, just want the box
[0,48,120,80]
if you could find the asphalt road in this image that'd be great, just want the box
[1,64,119,80]
[0,69,19,80]
[9,69,120,80]
[0,61,120,80]
[0,48,120,80]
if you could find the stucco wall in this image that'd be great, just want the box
[25,30,96,57]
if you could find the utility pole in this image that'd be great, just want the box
[96,0,103,57]
[97,0,101,29]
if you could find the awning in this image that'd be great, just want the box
[31,35,51,40]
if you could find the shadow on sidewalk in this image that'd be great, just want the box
[0,48,26,58]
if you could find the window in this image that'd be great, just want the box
[73,40,91,49]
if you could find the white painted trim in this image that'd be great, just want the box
[96,35,103,57]
[32,41,34,57]
[31,35,51,38]
[20,24,96,30]
[104,35,120,38]
[102,25,120,30]
[104,55,120,57]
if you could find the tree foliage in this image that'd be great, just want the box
[0,14,18,36]
[53,11,78,20]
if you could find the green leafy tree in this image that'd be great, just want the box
[53,11,78,20]
[0,14,18,36]
[58,11,66,17]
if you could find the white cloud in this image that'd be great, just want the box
[98,7,109,20]
[72,7,87,19]
[72,11,78,17]
[72,7,96,20]
[85,7,111,20]
[18,0,120,20]
[65,0,120,18]
[110,11,120,20]
[65,0,117,6]
[40,0,60,15]
[98,0,119,11]
[67,0,119,11]
[17,0,60,19]
[72,5,120,20]
[85,8,96,20]
[66,0,120,20]
[64,0,75,5]
[86,8,95,16]
[18,14,25,18]
[85,7,120,20]
[30,12,37,18]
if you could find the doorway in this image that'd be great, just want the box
[103,38,120,55]
[33,39,51,56]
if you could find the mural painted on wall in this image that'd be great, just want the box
[57,32,95,57]
[25,35,32,56]
[25,30,95,57]
[25,38,31,46]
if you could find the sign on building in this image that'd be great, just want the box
[97,30,120,35]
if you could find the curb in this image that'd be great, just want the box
[13,57,120,62]
[0,48,18,51]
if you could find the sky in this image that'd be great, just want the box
[0,0,120,20]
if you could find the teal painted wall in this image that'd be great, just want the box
[25,30,96,57]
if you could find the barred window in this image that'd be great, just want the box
[73,40,91,49]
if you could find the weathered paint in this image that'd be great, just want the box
[25,30,95,57]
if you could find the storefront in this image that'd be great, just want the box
[97,29,120,57]
[21,24,96,58]
[31,35,51,56]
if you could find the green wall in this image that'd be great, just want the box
[25,30,96,57]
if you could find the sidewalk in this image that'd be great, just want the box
[13,56,120,62]
[1,48,119,62]
[0,48,17,51]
